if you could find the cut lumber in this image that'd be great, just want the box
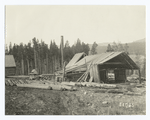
[19,80,24,84]
[61,85,73,90]
[17,84,51,89]
[10,80,16,86]
[77,72,87,82]
[89,77,93,82]
[16,80,21,84]
[50,84,63,90]
[5,80,9,86]
[83,73,89,82]
[80,82,87,87]
[7,79,13,86]
[61,82,76,86]
[75,82,82,86]
[99,84,116,89]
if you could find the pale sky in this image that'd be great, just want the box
[5,5,146,46]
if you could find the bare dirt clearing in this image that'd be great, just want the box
[5,84,146,115]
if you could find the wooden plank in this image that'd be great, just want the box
[89,76,93,82]
[96,65,100,83]
[83,72,89,82]
[17,84,51,89]
[103,62,124,65]
[77,72,86,82]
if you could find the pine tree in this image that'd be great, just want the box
[124,43,129,55]
[118,42,124,52]
[82,42,90,55]
[111,42,118,52]
[5,44,9,55]
[9,42,12,55]
[64,40,73,64]
[91,42,98,55]
[106,44,113,52]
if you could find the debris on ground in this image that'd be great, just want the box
[5,77,146,115]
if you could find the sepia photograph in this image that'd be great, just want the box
[4,5,146,116]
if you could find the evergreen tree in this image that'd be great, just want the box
[106,44,113,52]
[118,42,124,51]
[91,42,98,55]
[111,42,118,52]
[9,42,12,54]
[82,42,90,55]
[64,40,73,63]
[5,44,9,55]
[124,43,129,55]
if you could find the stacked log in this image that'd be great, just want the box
[17,84,52,90]
[61,82,76,86]
[74,82,117,89]
[5,79,31,86]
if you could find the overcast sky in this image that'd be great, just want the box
[5,5,145,46]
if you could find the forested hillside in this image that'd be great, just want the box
[89,38,146,56]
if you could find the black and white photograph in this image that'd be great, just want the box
[3,4,147,116]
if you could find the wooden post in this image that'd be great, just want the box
[125,69,127,83]
[61,36,64,69]
[62,62,66,81]
[139,69,141,84]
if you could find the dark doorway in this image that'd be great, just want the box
[99,70,107,83]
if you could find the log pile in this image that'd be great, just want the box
[5,79,30,86]
[5,79,77,91]
[74,82,117,89]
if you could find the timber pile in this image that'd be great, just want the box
[17,82,77,91]
[75,82,117,89]
[5,79,30,86]
[41,74,54,80]
[5,79,77,91]
[61,82,76,86]
[17,84,52,90]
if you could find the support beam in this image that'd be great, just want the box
[120,54,134,69]
[62,62,66,81]
[139,69,141,84]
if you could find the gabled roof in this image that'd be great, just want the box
[65,52,86,68]
[65,52,139,73]
[5,55,16,67]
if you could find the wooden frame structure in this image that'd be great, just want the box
[65,52,140,83]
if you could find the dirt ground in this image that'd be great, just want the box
[5,84,146,115]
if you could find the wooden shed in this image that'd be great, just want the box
[5,55,16,77]
[65,52,139,83]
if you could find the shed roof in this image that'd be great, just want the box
[65,52,139,72]
[5,55,16,67]
[65,52,86,68]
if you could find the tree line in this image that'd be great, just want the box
[5,38,145,77]
[5,37,90,75]
[106,42,129,54]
